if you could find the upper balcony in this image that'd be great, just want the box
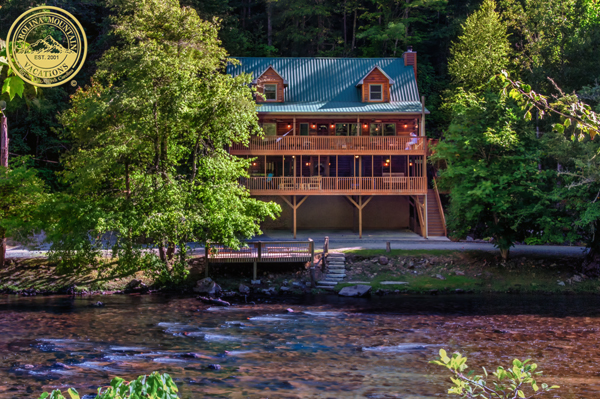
[230,136,427,156]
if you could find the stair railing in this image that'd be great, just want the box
[433,177,447,236]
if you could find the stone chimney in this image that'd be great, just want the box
[403,46,417,79]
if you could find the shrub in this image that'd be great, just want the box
[39,372,179,399]
[431,349,559,398]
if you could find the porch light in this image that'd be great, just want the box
[384,163,389,167]
[330,124,334,128]
[363,124,367,128]
[305,162,310,166]
[287,124,291,128]
[385,159,390,163]
[292,156,295,158]
[355,155,359,158]
[252,162,257,166]
[409,162,413,166]
[404,124,407,128]
[312,124,316,128]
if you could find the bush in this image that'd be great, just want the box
[39,372,179,399]
[431,349,559,398]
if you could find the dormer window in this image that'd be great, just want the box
[264,84,277,101]
[370,84,382,101]
[357,66,394,103]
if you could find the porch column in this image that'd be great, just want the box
[280,195,308,239]
[346,195,373,239]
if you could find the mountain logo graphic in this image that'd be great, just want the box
[6,6,87,88]
[18,36,76,55]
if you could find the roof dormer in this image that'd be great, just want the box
[252,65,288,103]
[356,65,394,103]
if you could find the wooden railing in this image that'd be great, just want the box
[433,177,447,236]
[230,136,427,155]
[206,240,314,263]
[240,176,427,195]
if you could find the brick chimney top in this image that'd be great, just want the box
[403,47,417,79]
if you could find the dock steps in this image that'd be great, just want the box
[317,252,346,289]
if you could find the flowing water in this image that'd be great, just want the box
[0,294,599,398]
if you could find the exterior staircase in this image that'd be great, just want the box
[427,189,446,237]
[317,252,346,290]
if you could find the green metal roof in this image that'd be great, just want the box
[227,57,428,114]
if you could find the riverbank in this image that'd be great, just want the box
[0,247,593,297]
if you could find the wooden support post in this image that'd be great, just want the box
[279,195,308,240]
[204,243,209,277]
[309,238,315,287]
[253,261,257,280]
[346,195,373,239]
[386,242,391,252]
[421,96,426,137]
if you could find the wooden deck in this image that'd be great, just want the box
[240,176,427,195]
[230,136,427,155]
[206,240,314,263]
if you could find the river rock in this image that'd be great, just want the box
[280,286,290,292]
[126,279,142,290]
[208,364,221,370]
[466,236,474,241]
[455,270,465,276]
[194,277,221,296]
[338,284,371,297]
[572,275,584,283]
[435,274,446,280]
[557,280,565,286]
[378,256,389,265]
[408,261,415,269]
[239,284,250,294]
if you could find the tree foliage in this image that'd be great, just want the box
[43,0,280,281]
[448,0,511,91]
[431,86,545,259]
[431,349,559,398]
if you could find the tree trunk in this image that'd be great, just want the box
[500,247,510,261]
[158,245,167,263]
[352,8,357,51]
[166,242,175,261]
[0,227,5,269]
[343,0,347,53]
[267,0,272,47]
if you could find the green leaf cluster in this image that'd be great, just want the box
[39,372,179,399]
[431,349,559,398]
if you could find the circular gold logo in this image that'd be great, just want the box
[6,6,87,88]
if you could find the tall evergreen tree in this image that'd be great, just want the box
[448,0,510,91]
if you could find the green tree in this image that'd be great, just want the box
[0,157,47,268]
[448,0,510,91]
[431,86,545,260]
[45,0,280,282]
[500,73,600,270]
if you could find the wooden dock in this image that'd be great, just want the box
[205,240,315,280]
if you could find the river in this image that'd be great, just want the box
[0,294,598,398]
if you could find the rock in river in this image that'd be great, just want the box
[338,285,371,297]
[378,256,389,265]
[194,277,222,296]
[239,284,250,295]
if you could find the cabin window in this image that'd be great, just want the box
[384,123,396,136]
[264,84,277,101]
[335,123,358,136]
[369,123,395,136]
[263,123,277,136]
[300,123,309,136]
[369,123,382,136]
[369,84,382,101]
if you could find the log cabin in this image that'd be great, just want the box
[227,50,446,239]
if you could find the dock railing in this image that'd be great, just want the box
[205,239,314,279]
